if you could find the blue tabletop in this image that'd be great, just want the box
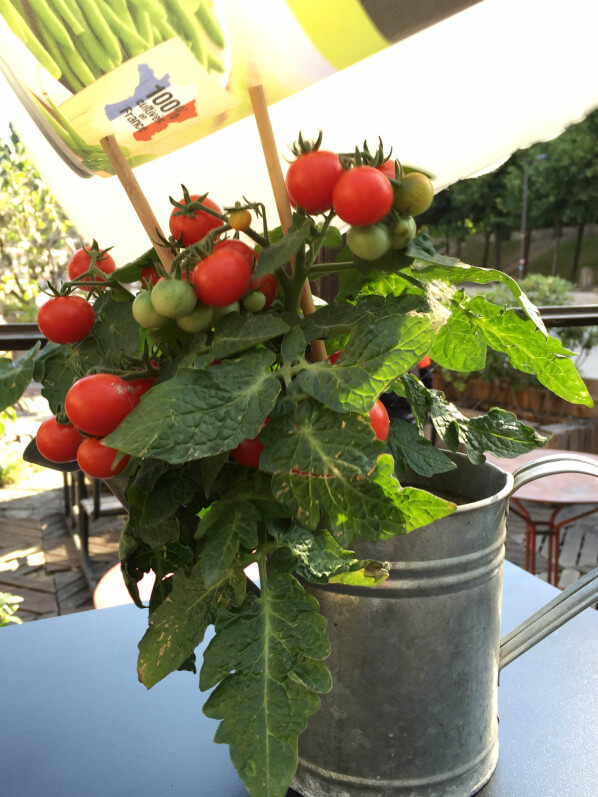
[0,561,596,797]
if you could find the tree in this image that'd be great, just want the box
[0,125,78,321]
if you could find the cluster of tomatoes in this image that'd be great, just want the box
[285,143,434,261]
[133,195,277,332]
[36,373,156,478]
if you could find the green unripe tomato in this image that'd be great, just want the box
[132,291,168,329]
[242,291,267,312]
[346,224,391,261]
[150,279,197,319]
[176,303,214,333]
[213,302,240,319]
[391,215,417,249]
[393,172,434,216]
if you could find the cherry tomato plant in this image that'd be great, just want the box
[4,133,593,797]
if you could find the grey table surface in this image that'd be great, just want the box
[0,561,596,797]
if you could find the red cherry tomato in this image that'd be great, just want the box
[212,239,257,271]
[140,265,159,287]
[190,249,251,307]
[127,377,157,406]
[77,437,129,479]
[328,350,343,365]
[369,400,390,442]
[377,160,399,180]
[37,295,95,344]
[65,374,134,437]
[68,248,116,289]
[36,417,83,463]
[332,166,394,226]
[247,274,277,307]
[231,436,264,468]
[286,150,344,214]
[169,195,222,247]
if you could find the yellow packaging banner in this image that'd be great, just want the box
[59,39,239,173]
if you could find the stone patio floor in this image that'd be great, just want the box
[1,392,597,624]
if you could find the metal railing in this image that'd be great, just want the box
[2,306,598,351]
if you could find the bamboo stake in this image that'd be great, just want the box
[100,135,174,272]
[248,85,327,362]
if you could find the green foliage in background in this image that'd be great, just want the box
[0,125,78,321]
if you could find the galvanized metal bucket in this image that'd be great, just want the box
[292,452,598,797]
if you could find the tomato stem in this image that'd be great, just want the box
[308,261,355,277]
[306,209,336,268]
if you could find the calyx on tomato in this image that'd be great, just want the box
[169,188,223,247]
[68,244,116,289]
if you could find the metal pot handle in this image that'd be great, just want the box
[499,453,598,670]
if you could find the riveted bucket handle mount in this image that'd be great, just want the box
[499,453,598,671]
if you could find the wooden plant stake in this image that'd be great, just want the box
[100,134,174,272]
[248,85,327,362]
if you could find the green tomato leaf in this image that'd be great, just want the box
[212,312,289,359]
[34,338,102,415]
[320,224,343,249]
[272,453,455,542]
[137,561,231,689]
[468,296,592,406]
[281,326,307,362]
[200,452,230,499]
[430,307,487,372]
[254,215,311,277]
[402,376,551,464]
[140,465,202,526]
[200,574,331,797]
[408,256,546,332]
[104,350,281,463]
[386,419,456,477]
[260,402,382,479]
[197,501,260,587]
[110,248,158,283]
[92,293,141,358]
[270,522,389,585]
[298,304,435,413]
[0,343,39,413]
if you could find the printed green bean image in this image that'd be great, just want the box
[0,0,229,93]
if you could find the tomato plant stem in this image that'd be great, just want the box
[309,261,355,277]
[306,210,336,268]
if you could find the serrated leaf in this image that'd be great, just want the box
[270,522,388,585]
[197,501,260,587]
[463,408,551,464]
[255,215,311,277]
[430,308,487,372]
[212,313,289,358]
[92,293,141,357]
[0,343,39,413]
[272,453,455,542]
[320,224,343,249]
[36,338,102,414]
[298,304,435,412]
[281,326,306,362]
[386,419,456,477]
[260,402,382,479]
[409,258,546,332]
[406,232,460,267]
[137,561,229,688]
[200,574,331,797]
[329,561,389,586]
[468,296,592,406]
[104,350,281,463]
[140,465,201,525]
[110,248,158,283]
[200,452,229,499]
[402,376,551,464]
